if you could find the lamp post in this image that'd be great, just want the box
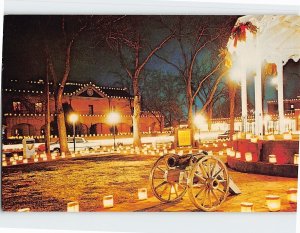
[194,113,206,144]
[107,111,120,150]
[69,113,79,153]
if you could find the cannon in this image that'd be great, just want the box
[149,152,229,211]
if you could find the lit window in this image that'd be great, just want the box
[290,104,294,109]
[35,103,43,113]
[12,102,21,112]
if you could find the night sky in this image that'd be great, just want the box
[2,15,299,111]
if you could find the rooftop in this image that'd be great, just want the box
[2,79,133,99]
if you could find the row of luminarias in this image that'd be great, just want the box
[6,143,298,212]
[17,186,297,212]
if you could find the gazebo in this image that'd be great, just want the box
[227,15,300,136]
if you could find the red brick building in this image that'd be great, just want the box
[2,79,163,138]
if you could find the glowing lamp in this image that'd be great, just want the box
[23,159,28,164]
[292,153,299,165]
[246,133,252,140]
[230,150,236,157]
[283,133,292,140]
[235,151,241,159]
[269,154,277,164]
[34,158,39,162]
[266,195,281,212]
[69,113,79,124]
[12,161,17,165]
[250,137,258,143]
[17,208,30,212]
[107,111,120,125]
[226,148,231,155]
[178,150,183,155]
[287,188,297,203]
[138,188,148,200]
[67,201,79,212]
[240,202,253,212]
[245,152,252,162]
[267,135,275,140]
[103,195,114,208]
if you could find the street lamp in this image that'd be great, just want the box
[69,113,79,153]
[107,111,120,150]
[194,113,206,143]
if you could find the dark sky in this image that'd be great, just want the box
[2,15,299,109]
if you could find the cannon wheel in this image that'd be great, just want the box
[150,155,188,203]
[187,155,229,211]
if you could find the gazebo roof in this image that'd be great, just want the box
[227,15,300,67]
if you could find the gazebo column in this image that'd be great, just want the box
[276,60,285,134]
[241,66,247,132]
[254,64,263,136]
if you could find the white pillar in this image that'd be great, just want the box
[241,66,247,132]
[276,60,285,133]
[254,62,263,136]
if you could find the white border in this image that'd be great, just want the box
[0,1,300,233]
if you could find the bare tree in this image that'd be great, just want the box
[107,16,175,147]
[141,71,185,129]
[43,16,119,154]
[155,16,237,129]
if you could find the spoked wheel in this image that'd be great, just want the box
[150,155,188,203]
[187,155,229,211]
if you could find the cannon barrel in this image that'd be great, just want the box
[167,154,192,168]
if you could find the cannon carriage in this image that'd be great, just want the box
[149,151,230,211]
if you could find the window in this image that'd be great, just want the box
[88,105,94,115]
[35,103,43,113]
[290,104,294,110]
[12,102,21,112]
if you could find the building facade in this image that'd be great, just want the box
[2,79,163,138]
[207,97,300,134]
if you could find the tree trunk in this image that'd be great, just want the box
[55,95,69,154]
[132,76,142,147]
[45,64,51,156]
[229,82,237,141]
[207,103,213,131]
[186,79,193,128]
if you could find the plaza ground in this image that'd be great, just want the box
[1,152,297,212]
